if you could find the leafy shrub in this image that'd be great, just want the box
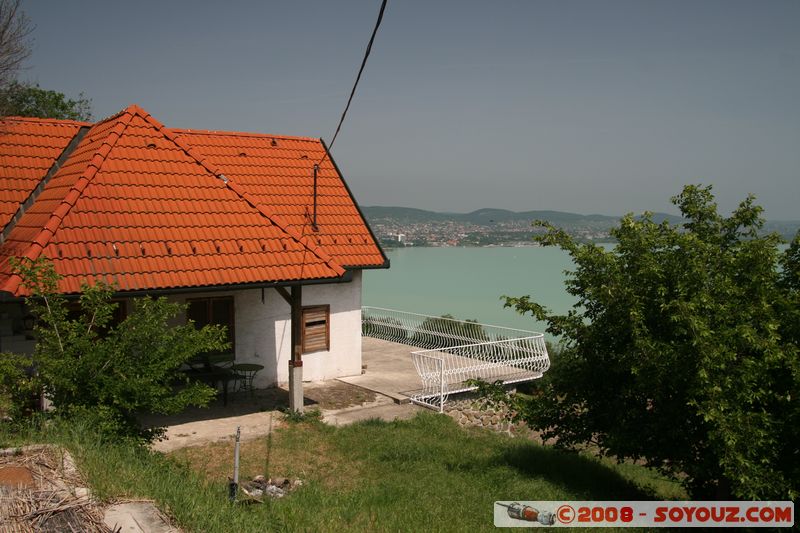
[0,352,39,420]
[489,185,799,500]
[10,257,229,441]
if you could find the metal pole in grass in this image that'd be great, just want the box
[264,413,273,480]
[229,426,241,502]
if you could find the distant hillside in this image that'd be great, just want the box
[363,206,799,246]
[362,206,455,223]
[362,206,683,226]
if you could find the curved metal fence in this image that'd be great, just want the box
[362,307,550,411]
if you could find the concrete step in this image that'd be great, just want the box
[335,378,413,404]
[104,502,181,533]
[322,400,421,427]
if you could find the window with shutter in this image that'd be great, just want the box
[301,305,330,353]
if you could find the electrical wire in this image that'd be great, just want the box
[318,0,388,166]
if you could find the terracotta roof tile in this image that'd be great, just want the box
[0,105,384,296]
[173,128,385,268]
[0,118,87,231]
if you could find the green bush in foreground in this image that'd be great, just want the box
[2,257,228,441]
[491,185,799,500]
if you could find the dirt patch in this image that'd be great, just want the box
[303,381,376,410]
[0,445,109,532]
[0,465,35,489]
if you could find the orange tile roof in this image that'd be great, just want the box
[0,105,385,296]
[0,117,88,231]
[174,130,385,268]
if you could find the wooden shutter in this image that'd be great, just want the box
[302,305,330,353]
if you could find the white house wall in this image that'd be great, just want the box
[166,270,363,388]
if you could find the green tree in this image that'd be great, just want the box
[482,185,799,500]
[0,81,92,120]
[7,257,227,440]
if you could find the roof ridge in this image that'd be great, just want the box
[91,105,140,126]
[224,180,342,269]
[2,109,136,295]
[0,116,91,126]
[132,109,344,277]
[171,128,319,142]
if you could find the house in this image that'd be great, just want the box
[0,104,388,393]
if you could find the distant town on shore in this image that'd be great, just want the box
[363,206,800,248]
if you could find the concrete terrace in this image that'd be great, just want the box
[148,338,423,452]
[338,336,422,403]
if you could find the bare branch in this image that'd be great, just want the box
[0,0,32,88]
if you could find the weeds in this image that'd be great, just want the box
[280,407,322,424]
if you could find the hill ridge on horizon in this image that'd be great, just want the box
[362,206,800,244]
[362,205,683,225]
[363,205,800,224]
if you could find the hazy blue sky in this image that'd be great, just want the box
[20,1,800,219]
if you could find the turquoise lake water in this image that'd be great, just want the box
[363,243,792,335]
[362,246,582,335]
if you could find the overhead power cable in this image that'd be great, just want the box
[318,0,388,165]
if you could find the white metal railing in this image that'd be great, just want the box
[362,307,550,411]
[362,306,539,347]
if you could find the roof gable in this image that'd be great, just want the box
[0,106,346,295]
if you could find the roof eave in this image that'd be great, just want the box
[319,138,391,270]
[0,270,354,300]
[344,260,390,271]
[108,270,354,298]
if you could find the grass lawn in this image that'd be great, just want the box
[2,412,686,532]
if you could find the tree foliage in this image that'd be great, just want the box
[0,351,38,420]
[5,257,227,440]
[486,185,799,500]
[0,81,92,120]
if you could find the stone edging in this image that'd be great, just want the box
[442,392,516,434]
